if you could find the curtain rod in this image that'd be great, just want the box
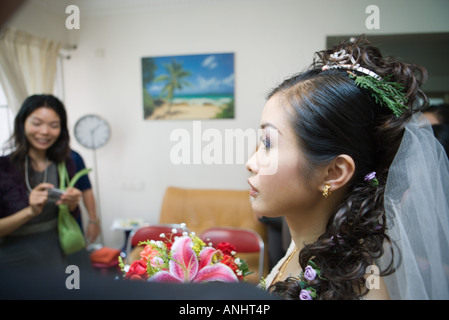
[60,44,77,60]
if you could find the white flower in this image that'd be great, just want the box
[159,233,165,238]
[180,223,186,228]
[171,228,177,234]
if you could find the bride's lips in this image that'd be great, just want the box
[248,179,259,197]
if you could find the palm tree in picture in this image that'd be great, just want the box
[153,59,192,116]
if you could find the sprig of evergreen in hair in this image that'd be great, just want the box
[349,73,409,117]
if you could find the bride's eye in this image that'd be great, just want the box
[263,138,271,149]
[260,137,271,150]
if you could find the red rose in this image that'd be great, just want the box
[221,255,242,280]
[165,241,173,251]
[216,242,236,256]
[125,259,148,281]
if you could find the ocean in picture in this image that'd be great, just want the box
[173,94,233,106]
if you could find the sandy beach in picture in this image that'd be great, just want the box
[146,101,223,120]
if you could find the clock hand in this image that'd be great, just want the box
[90,125,101,135]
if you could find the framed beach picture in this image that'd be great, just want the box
[142,52,235,120]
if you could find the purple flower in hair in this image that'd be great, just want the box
[330,234,344,246]
[304,266,317,281]
[364,171,376,181]
[298,261,321,300]
[299,289,313,300]
[364,171,379,187]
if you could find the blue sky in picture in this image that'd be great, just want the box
[144,52,234,97]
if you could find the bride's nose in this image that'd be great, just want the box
[246,150,258,174]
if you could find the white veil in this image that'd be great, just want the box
[381,113,449,299]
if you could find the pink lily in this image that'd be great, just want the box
[148,236,238,283]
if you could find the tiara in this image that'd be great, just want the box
[321,49,408,117]
[322,49,383,80]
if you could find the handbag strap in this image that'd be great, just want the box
[57,162,92,190]
[57,162,70,190]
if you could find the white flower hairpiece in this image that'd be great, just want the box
[322,49,382,81]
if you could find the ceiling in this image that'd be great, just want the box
[33,0,218,16]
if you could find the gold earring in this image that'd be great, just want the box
[322,185,331,198]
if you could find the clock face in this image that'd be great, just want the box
[74,115,110,149]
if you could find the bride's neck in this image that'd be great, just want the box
[285,210,329,252]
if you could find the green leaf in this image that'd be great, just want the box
[308,260,318,269]
[349,73,408,117]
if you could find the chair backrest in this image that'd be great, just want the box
[200,227,263,253]
[200,226,265,278]
[126,224,188,258]
[159,187,266,238]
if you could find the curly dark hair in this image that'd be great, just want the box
[267,35,428,299]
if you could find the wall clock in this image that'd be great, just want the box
[74,114,110,149]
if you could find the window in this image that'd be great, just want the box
[0,84,14,155]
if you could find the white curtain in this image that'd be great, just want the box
[0,27,63,114]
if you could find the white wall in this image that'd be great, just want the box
[6,0,449,248]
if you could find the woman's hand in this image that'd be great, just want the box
[29,183,55,217]
[57,187,82,211]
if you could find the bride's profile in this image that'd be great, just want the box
[247,35,449,300]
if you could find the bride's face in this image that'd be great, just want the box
[246,95,321,218]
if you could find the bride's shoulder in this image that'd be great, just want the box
[264,241,296,288]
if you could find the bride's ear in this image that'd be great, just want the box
[320,154,355,192]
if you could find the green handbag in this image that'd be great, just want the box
[57,162,92,255]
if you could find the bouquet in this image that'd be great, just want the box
[118,228,252,283]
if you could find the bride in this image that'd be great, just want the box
[246,35,449,300]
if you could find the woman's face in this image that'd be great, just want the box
[24,107,61,153]
[246,95,321,218]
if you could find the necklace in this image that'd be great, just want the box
[25,156,48,192]
[273,247,299,283]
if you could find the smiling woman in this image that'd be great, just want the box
[24,107,61,155]
[0,94,89,270]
